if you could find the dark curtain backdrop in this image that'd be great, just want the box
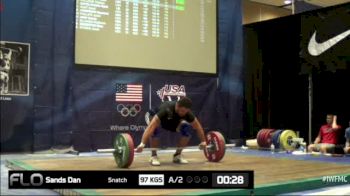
[0,0,244,152]
[244,16,309,138]
[244,3,350,142]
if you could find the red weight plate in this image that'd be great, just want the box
[261,129,269,147]
[124,133,135,168]
[215,131,226,144]
[256,129,261,146]
[214,131,226,154]
[257,129,265,147]
[261,130,267,147]
[260,129,268,147]
[266,129,275,147]
[261,129,274,148]
[259,129,266,147]
[265,129,275,147]
[204,131,226,162]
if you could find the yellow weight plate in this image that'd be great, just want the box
[279,130,297,151]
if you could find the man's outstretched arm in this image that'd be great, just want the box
[191,118,207,148]
[136,115,160,152]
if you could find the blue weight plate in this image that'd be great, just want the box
[272,129,283,149]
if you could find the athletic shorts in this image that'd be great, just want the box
[313,143,336,153]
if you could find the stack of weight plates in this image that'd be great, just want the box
[256,129,275,148]
[266,129,297,150]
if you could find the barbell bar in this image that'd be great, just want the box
[97,143,301,154]
[98,136,303,154]
[97,144,237,154]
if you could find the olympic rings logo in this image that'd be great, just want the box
[117,104,142,117]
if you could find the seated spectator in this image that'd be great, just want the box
[344,121,350,154]
[308,114,341,154]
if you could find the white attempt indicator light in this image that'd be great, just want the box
[138,174,165,186]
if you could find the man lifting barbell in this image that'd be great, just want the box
[135,97,207,166]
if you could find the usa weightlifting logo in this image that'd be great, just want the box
[157,84,186,102]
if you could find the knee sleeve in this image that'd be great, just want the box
[145,108,158,125]
[152,127,160,138]
[179,123,192,137]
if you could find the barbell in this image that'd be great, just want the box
[98,131,236,168]
[98,129,303,168]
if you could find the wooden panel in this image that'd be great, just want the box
[306,0,350,7]
[243,0,292,24]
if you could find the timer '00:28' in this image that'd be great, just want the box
[217,175,244,184]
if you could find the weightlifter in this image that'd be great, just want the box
[135,97,207,166]
[308,114,341,154]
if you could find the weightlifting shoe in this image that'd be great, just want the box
[149,156,161,166]
[173,154,189,164]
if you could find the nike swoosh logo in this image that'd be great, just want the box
[308,29,350,56]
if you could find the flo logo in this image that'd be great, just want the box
[157,85,186,102]
[9,173,43,187]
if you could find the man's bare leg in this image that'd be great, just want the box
[150,137,160,156]
[174,136,190,155]
[319,145,328,154]
[173,136,190,164]
[344,147,350,154]
[149,137,160,166]
[308,144,316,152]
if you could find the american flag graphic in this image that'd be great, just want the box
[115,84,143,102]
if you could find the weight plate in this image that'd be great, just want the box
[258,129,275,148]
[113,133,134,168]
[279,130,297,151]
[256,129,261,146]
[265,129,275,147]
[204,131,226,162]
[124,133,135,167]
[259,129,267,147]
[262,129,270,147]
[257,129,265,147]
[261,129,268,147]
[272,129,283,149]
[258,129,267,148]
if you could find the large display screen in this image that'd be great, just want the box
[75,0,217,73]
